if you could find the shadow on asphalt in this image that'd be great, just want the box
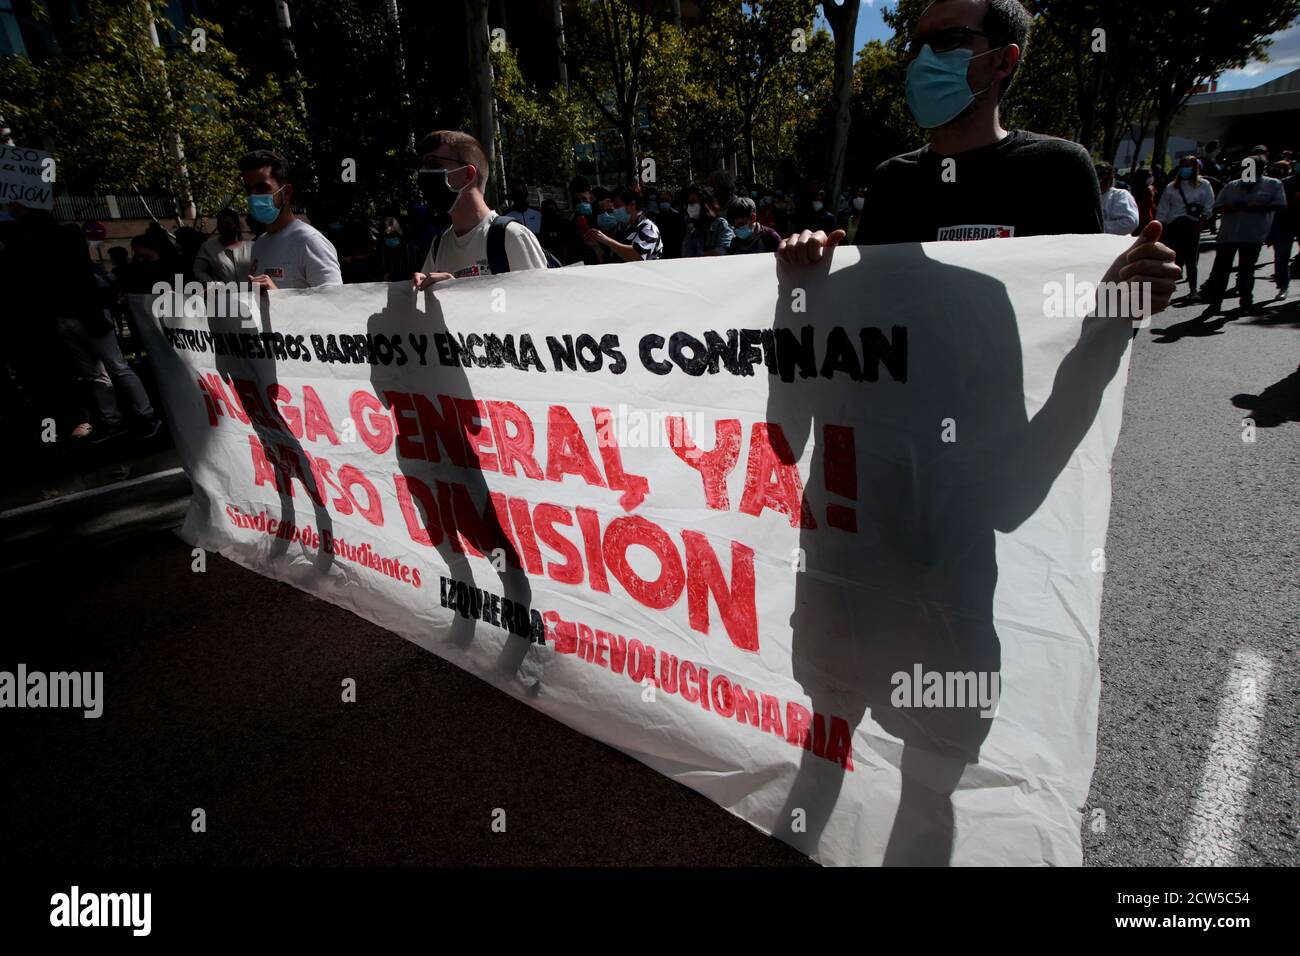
[0,529,812,867]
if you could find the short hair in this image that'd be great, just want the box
[591,185,611,201]
[238,150,293,186]
[568,174,591,196]
[216,207,241,226]
[983,0,1032,100]
[417,130,490,190]
[615,184,643,207]
[1094,162,1115,179]
[724,196,756,222]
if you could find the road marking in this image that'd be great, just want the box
[1180,649,1272,866]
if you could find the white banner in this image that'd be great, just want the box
[133,235,1134,866]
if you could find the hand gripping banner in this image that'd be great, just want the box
[133,235,1135,866]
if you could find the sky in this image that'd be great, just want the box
[815,1,1299,92]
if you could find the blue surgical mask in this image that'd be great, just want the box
[576,202,593,217]
[646,201,660,214]
[734,225,753,240]
[596,211,617,230]
[613,207,631,225]
[247,186,286,225]
[905,44,999,130]
[1179,167,1194,180]
[385,236,401,248]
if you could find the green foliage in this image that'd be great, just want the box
[0,1,305,220]
[494,43,595,188]
[845,39,917,176]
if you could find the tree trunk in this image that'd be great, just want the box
[822,0,859,204]
[745,118,757,187]
[144,4,194,222]
[384,0,414,154]
[1151,111,1173,172]
[464,0,499,207]
[1078,56,1105,152]
[1099,86,1121,165]
[274,1,315,192]
[622,117,637,184]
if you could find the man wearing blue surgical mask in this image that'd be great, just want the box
[583,184,663,261]
[240,149,342,290]
[778,0,1180,317]
[724,196,780,255]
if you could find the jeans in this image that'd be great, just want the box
[1272,234,1295,291]
[1201,242,1263,309]
[56,317,155,428]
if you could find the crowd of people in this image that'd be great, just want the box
[4,0,1296,460]
[1098,142,1299,313]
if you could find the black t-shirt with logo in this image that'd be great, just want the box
[859,130,1103,245]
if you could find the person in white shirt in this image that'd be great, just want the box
[1095,163,1138,236]
[192,208,253,284]
[239,150,342,290]
[1155,155,1216,302]
[1200,152,1287,315]
[413,131,549,287]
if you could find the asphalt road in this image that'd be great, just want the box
[1,250,1295,867]
[1083,258,1298,866]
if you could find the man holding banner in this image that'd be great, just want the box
[413,130,550,287]
[778,0,1181,317]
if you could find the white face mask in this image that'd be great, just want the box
[811,201,824,212]
[852,196,865,211]
[687,203,701,219]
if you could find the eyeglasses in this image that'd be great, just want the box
[902,26,1004,62]
[419,154,469,171]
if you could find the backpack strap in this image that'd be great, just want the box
[486,217,513,275]
[431,228,445,269]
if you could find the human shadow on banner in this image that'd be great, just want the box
[210,290,334,574]
[766,242,1130,864]
[366,281,535,680]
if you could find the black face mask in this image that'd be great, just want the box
[511,193,528,211]
[419,169,462,214]
[218,228,238,244]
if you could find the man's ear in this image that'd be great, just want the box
[1000,43,1021,78]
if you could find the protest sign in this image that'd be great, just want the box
[0,145,54,210]
[133,235,1134,865]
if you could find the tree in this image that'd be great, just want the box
[767,26,836,185]
[0,0,305,221]
[566,0,662,182]
[465,0,500,207]
[1142,1,1299,170]
[699,0,818,186]
[493,41,595,189]
[845,39,917,176]
[820,0,860,202]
